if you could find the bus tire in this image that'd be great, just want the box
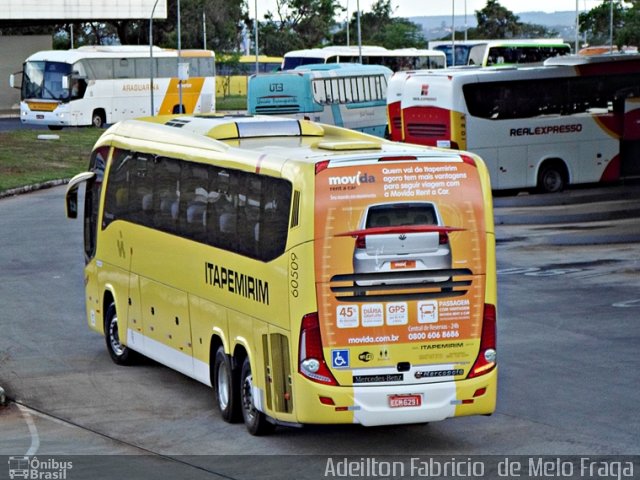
[537,161,567,193]
[104,302,136,366]
[91,110,106,128]
[213,347,241,423]
[240,357,275,436]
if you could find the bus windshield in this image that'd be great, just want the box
[22,61,74,102]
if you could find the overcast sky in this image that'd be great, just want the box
[254,0,605,20]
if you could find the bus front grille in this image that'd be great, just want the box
[255,105,301,115]
[406,123,447,138]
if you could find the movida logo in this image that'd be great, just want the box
[328,171,376,186]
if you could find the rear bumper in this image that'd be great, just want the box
[293,368,497,426]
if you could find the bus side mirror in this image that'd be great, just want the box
[66,188,78,219]
[9,74,16,89]
[65,171,96,219]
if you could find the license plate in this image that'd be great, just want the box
[37,115,44,119]
[389,394,422,408]
[391,260,416,270]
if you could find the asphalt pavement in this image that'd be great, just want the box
[1,173,639,414]
[493,179,640,245]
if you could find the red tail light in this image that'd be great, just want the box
[468,304,497,378]
[438,231,449,245]
[298,312,338,386]
[355,235,366,249]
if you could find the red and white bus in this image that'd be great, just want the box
[394,54,640,191]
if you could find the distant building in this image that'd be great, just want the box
[0,35,52,115]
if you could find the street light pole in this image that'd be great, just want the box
[451,0,455,66]
[255,0,259,75]
[609,0,614,53]
[357,0,362,63]
[575,0,579,53]
[346,0,350,47]
[177,0,184,113]
[149,0,159,116]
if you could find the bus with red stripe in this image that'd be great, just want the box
[395,54,640,192]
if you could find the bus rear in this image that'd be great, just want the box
[401,73,468,149]
[295,148,497,425]
[386,71,413,141]
[248,70,313,116]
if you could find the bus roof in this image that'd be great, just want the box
[430,38,568,48]
[544,52,640,66]
[24,46,214,63]
[284,45,445,58]
[290,63,393,74]
[100,114,461,169]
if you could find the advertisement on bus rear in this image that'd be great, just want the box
[314,158,487,382]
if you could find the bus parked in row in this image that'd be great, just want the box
[216,54,283,97]
[282,45,446,71]
[248,63,392,137]
[10,45,216,129]
[65,114,498,435]
[428,39,571,67]
[392,54,640,192]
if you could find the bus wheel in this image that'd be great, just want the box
[537,162,567,193]
[240,357,275,436]
[105,302,136,366]
[91,110,106,128]
[213,347,241,423]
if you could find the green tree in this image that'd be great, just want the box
[475,0,523,38]
[257,0,344,56]
[154,0,246,51]
[618,3,640,47]
[579,0,625,46]
[334,0,425,49]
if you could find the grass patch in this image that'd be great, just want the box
[0,128,103,193]
[217,95,247,111]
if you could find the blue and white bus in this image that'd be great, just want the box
[247,63,392,137]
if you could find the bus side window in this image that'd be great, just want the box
[181,164,209,241]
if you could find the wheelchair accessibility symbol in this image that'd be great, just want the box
[331,349,350,368]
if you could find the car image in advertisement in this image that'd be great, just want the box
[314,156,489,389]
[349,201,457,286]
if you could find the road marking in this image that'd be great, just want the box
[17,404,40,456]
[613,299,640,308]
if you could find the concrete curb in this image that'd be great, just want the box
[495,204,640,225]
[0,178,70,200]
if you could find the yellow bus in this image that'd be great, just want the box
[65,114,498,435]
[216,55,283,97]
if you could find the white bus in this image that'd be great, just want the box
[429,39,571,67]
[396,54,640,191]
[282,45,446,71]
[248,63,391,137]
[10,45,216,129]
